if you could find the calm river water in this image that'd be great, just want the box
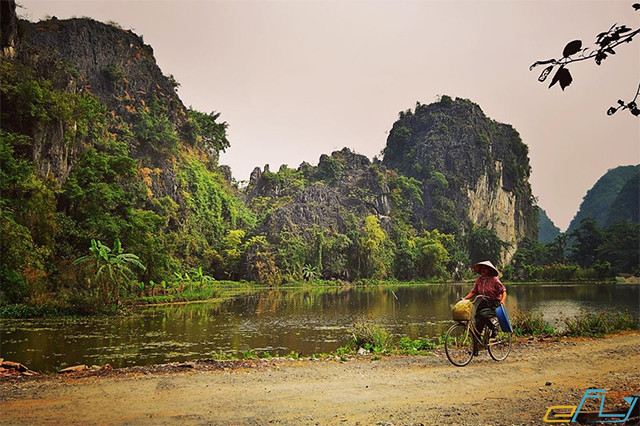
[1,283,638,372]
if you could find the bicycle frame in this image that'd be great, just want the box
[455,318,487,351]
[444,294,512,366]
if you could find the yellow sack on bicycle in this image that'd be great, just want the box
[452,299,472,321]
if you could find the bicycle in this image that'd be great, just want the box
[444,295,512,367]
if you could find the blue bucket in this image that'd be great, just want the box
[495,305,513,333]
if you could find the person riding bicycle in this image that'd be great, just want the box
[463,260,506,353]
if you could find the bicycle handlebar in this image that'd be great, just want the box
[465,295,491,304]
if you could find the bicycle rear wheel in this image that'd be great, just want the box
[488,330,512,361]
[444,322,474,367]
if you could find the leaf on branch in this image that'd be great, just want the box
[595,51,608,65]
[549,66,573,91]
[529,58,556,71]
[538,65,554,82]
[607,107,618,116]
[562,40,582,57]
[597,36,612,48]
[618,99,625,106]
[633,3,640,11]
[631,108,640,116]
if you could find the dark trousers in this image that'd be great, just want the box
[472,299,500,355]
[475,299,501,335]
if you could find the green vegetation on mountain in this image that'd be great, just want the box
[513,217,639,279]
[0,12,255,309]
[607,171,639,226]
[566,165,639,236]
[512,165,640,279]
[0,5,637,315]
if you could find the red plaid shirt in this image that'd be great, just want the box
[470,276,506,301]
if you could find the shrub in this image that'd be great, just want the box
[398,336,437,354]
[239,349,258,359]
[540,263,578,281]
[347,321,391,353]
[242,236,281,285]
[563,309,639,337]
[134,96,179,153]
[103,63,125,84]
[0,303,61,318]
[501,264,514,280]
[511,308,555,336]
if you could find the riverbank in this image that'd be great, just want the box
[3,277,637,319]
[0,279,359,318]
[1,332,638,425]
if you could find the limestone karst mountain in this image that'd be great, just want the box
[382,96,538,262]
[1,1,540,291]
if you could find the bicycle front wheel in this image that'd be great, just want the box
[444,322,474,367]
[488,330,512,361]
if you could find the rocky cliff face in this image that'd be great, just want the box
[1,0,18,58]
[9,10,189,193]
[18,16,184,119]
[466,162,521,258]
[383,96,537,262]
[246,148,392,239]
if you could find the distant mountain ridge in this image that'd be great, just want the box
[566,165,640,235]
[537,206,560,243]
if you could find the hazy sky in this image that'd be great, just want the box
[18,0,640,231]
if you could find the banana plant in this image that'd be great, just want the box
[302,264,320,281]
[74,238,146,303]
[148,280,156,297]
[191,266,214,289]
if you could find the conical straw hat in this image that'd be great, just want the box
[473,260,499,277]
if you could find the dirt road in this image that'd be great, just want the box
[1,333,639,425]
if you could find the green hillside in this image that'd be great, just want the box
[566,165,640,235]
